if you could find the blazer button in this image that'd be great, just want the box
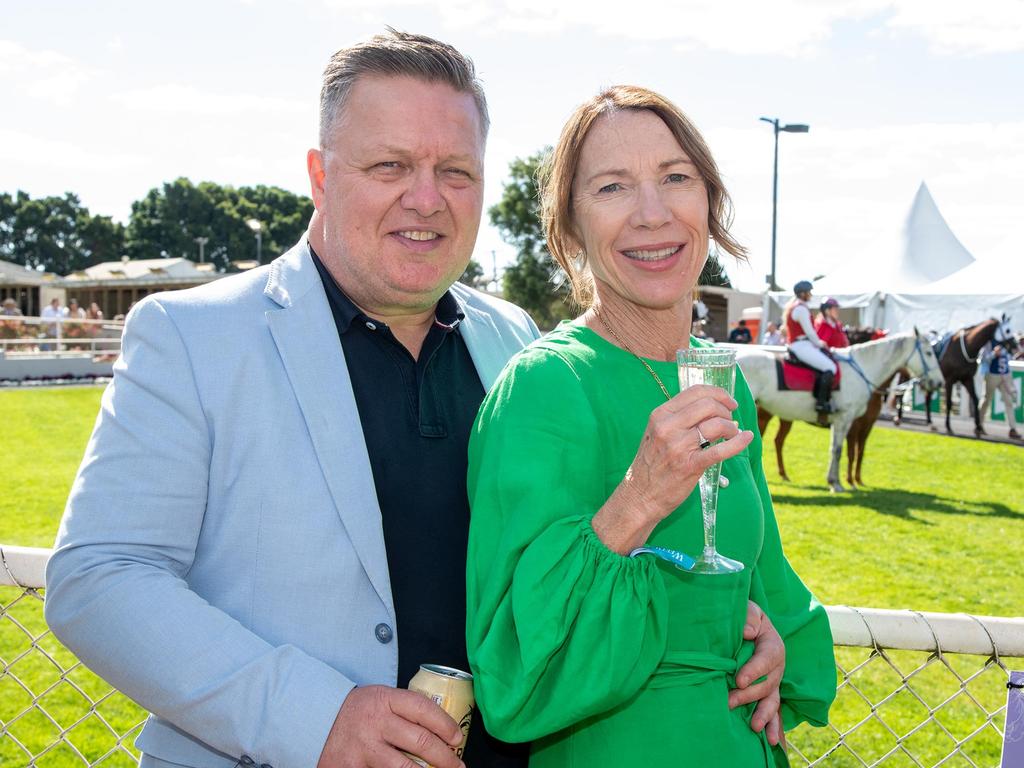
[375,622,393,644]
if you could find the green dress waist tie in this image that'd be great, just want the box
[649,645,773,765]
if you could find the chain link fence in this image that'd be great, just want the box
[3,546,1021,767]
[788,606,1021,766]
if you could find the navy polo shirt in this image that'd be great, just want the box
[311,249,528,767]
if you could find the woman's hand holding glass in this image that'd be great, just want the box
[592,384,753,555]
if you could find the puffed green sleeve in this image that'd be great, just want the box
[465,346,669,743]
[735,371,837,731]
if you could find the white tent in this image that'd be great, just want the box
[764,182,1023,334]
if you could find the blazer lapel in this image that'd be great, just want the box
[458,302,506,392]
[264,242,394,618]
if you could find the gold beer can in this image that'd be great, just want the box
[406,664,475,767]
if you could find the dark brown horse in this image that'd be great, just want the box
[896,315,1017,436]
[757,368,904,489]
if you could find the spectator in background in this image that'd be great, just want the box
[979,340,1021,440]
[66,298,86,320]
[691,299,711,340]
[761,320,783,345]
[728,318,752,344]
[814,297,849,350]
[85,302,104,338]
[40,297,63,350]
[65,298,86,343]
[1,297,24,340]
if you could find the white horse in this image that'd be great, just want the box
[737,330,945,492]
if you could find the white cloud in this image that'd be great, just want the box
[883,0,1024,55]
[0,39,94,106]
[319,0,876,55]
[315,0,1024,56]
[0,129,144,173]
[109,84,308,116]
[0,39,77,73]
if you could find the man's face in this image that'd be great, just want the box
[307,75,485,317]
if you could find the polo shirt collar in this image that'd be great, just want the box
[310,242,464,332]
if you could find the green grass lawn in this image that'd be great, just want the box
[1,387,1021,766]
[759,418,1023,766]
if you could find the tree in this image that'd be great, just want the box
[700,246,732,288]
[1,181,314,275]
[125,179,313,271]
[459,259,485,287]
[0,190,124,273]
[488,149,570,329]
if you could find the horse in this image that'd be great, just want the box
[757,326,894,487]
[895,315,1017,437]
[757,368,907,489]
[845,326,885,345]
[737,330,945,492]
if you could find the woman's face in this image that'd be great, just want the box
[571,109,709,312]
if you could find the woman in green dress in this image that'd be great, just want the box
[465,86,836,767]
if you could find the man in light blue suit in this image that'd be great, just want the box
[46,29,786,768]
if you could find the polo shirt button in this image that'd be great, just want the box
[375,622,393,644]
[365,321,377,331]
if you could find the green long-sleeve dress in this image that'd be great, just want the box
[466,323,836,767]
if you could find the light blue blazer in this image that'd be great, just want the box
[45,240,541,768]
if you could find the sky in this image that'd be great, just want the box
[2,0,1022,293]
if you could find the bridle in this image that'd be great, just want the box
[909,334,937,388]
[994,320,1019,355]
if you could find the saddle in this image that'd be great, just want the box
[775,351,842,392]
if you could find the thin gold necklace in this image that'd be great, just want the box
[593,308,671,401]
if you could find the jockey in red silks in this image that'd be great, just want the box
[784,280,838,422]
[814,297,849,350]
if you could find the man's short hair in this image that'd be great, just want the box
[319,28,489,147]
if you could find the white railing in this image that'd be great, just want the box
[2,546,1020,767]
[790,606,1019,767]
[0,316,123,358]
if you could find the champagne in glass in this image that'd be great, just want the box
[676,347,744,575]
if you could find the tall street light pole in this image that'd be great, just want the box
[194,236,209,264]
[245,219,263,264]
[759,117,809,291]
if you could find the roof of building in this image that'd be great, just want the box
[0,259,54,286]
[64,257,215,281]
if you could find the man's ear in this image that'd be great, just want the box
[307,149,327,210]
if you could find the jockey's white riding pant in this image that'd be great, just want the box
[789,339,838,374]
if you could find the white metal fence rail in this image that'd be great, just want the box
[0,316,124,357]
[3,546,1021,767]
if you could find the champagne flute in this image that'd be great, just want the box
[676,347,744,575]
